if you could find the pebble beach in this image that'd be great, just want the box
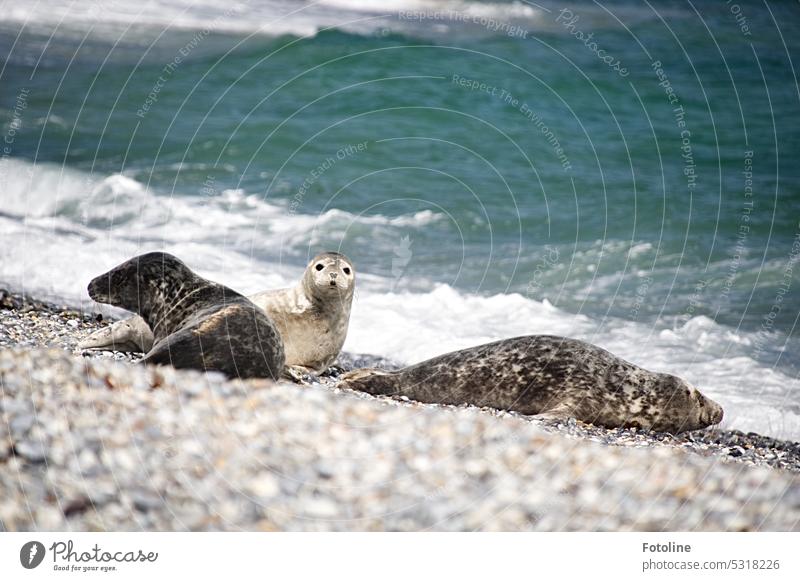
[1,289,799,531]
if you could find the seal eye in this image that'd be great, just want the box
[343,267,351,275]
[315,264,324,271]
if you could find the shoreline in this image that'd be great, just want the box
[3,287,798,470]
[1,288,799,531]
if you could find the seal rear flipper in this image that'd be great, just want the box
[142,324,283,380]
[141,331,209,371]
[339,369,403,396]
[78,316,154,353]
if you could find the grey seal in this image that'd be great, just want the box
[79,252,354,376]
[87,252,285,379]
[340,335,723,433]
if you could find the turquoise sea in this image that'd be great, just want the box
[1,0,799,437]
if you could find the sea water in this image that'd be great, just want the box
[1,0,798,438]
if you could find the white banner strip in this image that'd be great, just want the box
[1,532,798,580]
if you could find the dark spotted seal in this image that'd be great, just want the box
[79,252,354,377]
[250,252,354,378]
[87,252,285,379]
[340,335,723,433]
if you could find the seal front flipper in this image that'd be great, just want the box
[78,316,154,353]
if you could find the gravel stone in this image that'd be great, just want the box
[13,440,47,463]
[9,413,34,435]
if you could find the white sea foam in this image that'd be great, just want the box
[1,159,798,440]
[0,0,544,42]
[0,158,443,295]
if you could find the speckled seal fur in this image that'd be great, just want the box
[250,252,354,375]
[79,252,354,376]
[340,335,724,434]
[87,252,285,379]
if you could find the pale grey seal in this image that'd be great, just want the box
[340,335,723,434]
[250,251,354,378]
[79,252,354,376]
[87,252,285,379]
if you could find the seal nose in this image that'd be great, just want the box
[701,401,724,426]
[87,275,108,301]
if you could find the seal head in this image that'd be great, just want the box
[87,252,208,324]
[302,251,355,304]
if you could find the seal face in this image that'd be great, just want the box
[87,252,285,379]
[340,335,724,434]
[79,252,355,375]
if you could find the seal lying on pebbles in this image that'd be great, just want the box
[79,252,355,376]
[87,252,285,379]
[340,335,724,434]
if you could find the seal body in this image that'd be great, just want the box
[87,252,285,380]
[79,252,354,374]
[340,335,723,434]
